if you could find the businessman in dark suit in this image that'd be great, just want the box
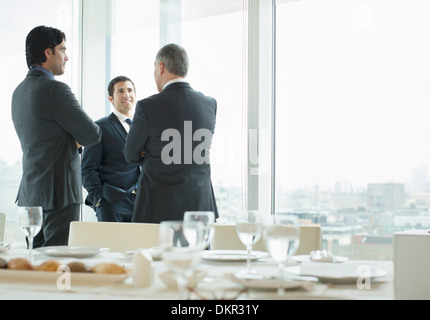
[11,26,101,247]
[125,43,218,223]
[82,76,140,222]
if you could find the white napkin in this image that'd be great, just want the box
[300,261,373,278]
[132,249,155,288]
[0,243,11,253]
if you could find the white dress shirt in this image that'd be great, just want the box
[163,78,187,90]
[112,109,133,133]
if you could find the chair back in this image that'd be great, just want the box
[210,224,322,255]
[68,221,159,252]
[0,212,5,243]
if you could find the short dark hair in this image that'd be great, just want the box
[156,43,189,77]
[108,76,136,97]
[25,26,66,69]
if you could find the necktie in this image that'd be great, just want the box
[125,118,132,126]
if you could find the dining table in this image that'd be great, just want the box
[0,244,395,302]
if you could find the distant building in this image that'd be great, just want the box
[351,234,393,261]
[367,183,405,213]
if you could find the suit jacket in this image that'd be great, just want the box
[125,82,219,223]
[82,113,140,209]
[11,70,101,211]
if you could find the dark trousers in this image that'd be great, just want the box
[96,193,135,223]
[33,203,80,248]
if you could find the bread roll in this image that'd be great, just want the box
[7,258,33,271]
[91,263,127,274]
[0,257,7,269]
[67,261,90,273]
[36,260,61,272]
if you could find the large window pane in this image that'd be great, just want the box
[110,0,248,218]
[1,0,80,243]
[276,0,430,260]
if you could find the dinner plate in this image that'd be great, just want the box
[226,273,312,290]
[0,269,128,284]
[122,247,162,261]
[285,263,388,283]
[201,250,269,262]
[36,246,109,258]
[292,255,349,263]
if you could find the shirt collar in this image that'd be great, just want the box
[30,66,55,80]
[112,109,133,122]
[163,78,186,90]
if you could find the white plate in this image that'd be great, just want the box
[122,247,162,261]
[226,273,311,290]
[292,255,349,263]
[285,263,388,283]
[36,246,109,258]
[201,250,269,262]
[0,269,128,284]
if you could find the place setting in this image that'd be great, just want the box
[286,250,388,284]
[218,211,319,295]
[0,207,133,285]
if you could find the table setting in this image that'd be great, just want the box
[0,208,395,300]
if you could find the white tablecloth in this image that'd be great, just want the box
[0,248,394,300]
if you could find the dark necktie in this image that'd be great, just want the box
[125,118,132,126]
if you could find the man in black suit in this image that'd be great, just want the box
[82,76,141,222]
[12,26,101,247]
[125,43,218,223]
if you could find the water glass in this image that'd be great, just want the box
[18,206,43,263]
[263,215,300,295]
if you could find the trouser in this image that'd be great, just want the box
[96,193,135,223]
[32,203,80,248]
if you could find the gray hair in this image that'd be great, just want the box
[156,43,189,77]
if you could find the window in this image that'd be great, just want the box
[107,0,249,218]
[275,0,430,260]
[1,0,80,243]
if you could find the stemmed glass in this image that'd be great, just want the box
[183,211,215,250]
[235,210,263,277]
[263,215,300,295]
[158,221,204,300]
[18,206,43,263]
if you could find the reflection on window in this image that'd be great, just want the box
[275,0,430,260]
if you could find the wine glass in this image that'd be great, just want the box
[18,206,43,263]
[235,210,263,277]
[158,221,204,300]
[263,215,300,295]
[183,211,215,250]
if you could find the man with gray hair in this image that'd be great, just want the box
[125,43,218,223]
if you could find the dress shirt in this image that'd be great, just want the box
[112,110,133,134]
[30,66,55,80]
[163,78,186,90]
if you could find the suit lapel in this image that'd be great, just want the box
[108,113,127,142]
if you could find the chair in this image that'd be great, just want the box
[68,221,160,252]
[210,224,322,255]
[0,212,5,243]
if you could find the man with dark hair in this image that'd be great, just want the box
[82,76,140,222]
[125,43,218,223]
[12,25,101,247]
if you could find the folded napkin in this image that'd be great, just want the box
[0,243,11,253]
[300,261,376,279]
[132,249,155,288]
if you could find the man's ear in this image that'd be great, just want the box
[44,47,53,60]
[158,61,165,74]
[108,96,114,105]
